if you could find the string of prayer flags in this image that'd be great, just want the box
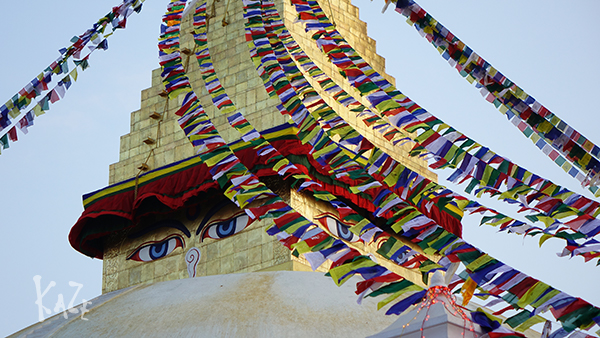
[262,0,600,322]
[281,0,600,267]
[245,0,468,295]
[392,0,600,189]
[161,2,429,314]
[162,0,291,212]
[179,0,373,257]
[245,0,400,212]
[283,0,600,332]
[0,0,144,154]
[247,0,419,219]
[291,0,600,245]
[279,0,600,262]
[135,0,600,334]
[8,0,597,333]
[260,5,465,236]
[191,0,334,195]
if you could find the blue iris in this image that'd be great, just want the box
[336,221,353,241]
[149,241,168,260]
[216,219,236,238]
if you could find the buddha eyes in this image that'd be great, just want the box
[127,235,184,262]
[126,212,255,264]
[321,215,360,243]
[202,213,253,240]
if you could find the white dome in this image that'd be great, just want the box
[13,271,397,337]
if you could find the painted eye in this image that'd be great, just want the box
[202,213,252,240]
[324,216,360,243]
[127,235,184,262]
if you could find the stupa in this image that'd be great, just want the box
[6,0,600,337]
[10,0,435,336]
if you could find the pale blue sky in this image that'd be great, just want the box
[0,0,598,335]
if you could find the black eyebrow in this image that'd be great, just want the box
[196,200,231,236]
[128,219,191,239]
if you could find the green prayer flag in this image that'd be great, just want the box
[505,310,532,328]
[0,134,9,149]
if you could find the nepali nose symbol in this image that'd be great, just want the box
[185,247,201,278]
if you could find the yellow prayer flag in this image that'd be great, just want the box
[223,186,238,201]
[376,99,401,113]
[350,219,371,236]
[291,241,312,255]
[235,191,267,208]
[539,234,553,247]
[376,286,422,310]
[313,192,336,202]
[69,67,77,81]
[537,215,555,228]
[499,104,509,114]
[461,277,477,306]
[434,123,450,134]
[465,142,481,153]
[537,121,553,134]
[271,159,290,173]
[581,153,592,167]
[487,216,513,227]
[329,258,376,286]
[167,86,192,100]
[390,210,420,233]
[383,165,405,188]
[517,281,549,308]
[465,254,492,272]
[33,105,45,117]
